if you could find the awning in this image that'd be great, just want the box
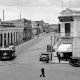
[57,44,72,52]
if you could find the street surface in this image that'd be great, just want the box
[0,32,80,80]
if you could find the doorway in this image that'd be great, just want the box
[61,52,72,61]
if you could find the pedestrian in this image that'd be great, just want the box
[57,52,58,57]
[58,53,61,63]
[40,68,45,77]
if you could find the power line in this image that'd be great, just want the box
[20,13,21,19]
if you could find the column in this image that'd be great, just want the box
[21,31,23,41]
[12,32,14,44]
[73,20,77,37]
[15,31,16,42]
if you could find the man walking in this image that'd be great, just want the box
[40,68,45,77]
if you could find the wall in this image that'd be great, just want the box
[0,27,24,47]
[73,16,80,57]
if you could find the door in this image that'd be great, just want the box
[65,23,70,36]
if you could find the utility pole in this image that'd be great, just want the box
[51,35,52,61]
[20,13,21,19]
[3,10,4,21]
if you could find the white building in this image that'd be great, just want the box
[55,8,80,60]
[0,23,24,47]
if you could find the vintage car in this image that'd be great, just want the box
[69,57,80,67]
[39,52,49,63]
[0,45,16,60]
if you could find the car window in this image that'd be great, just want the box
[41,55,47,57]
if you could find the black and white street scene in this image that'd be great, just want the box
[0,0,80,80]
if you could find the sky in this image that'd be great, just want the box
[0,0,80,24]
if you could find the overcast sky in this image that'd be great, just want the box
[0,0,80,24]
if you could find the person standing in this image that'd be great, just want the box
[40,68,45,77]
[58,53,61,63]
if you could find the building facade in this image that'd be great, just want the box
[3,18,33,41]
[55,8,80,60]
[0,27,24,47]
[31,20,44,36]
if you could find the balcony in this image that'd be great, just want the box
[58,32,73,38]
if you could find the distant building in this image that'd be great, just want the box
[35,20,44,33]
[48,24,58,32]
[31,20,44,36]
[31,21,38,36]
[42,23,49,33]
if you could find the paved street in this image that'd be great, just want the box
[0,32,80,80]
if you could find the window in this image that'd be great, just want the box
[8,33,10,45]
[65,23,70,36]
[58,24,60,33]
[4,33,6,46]
[0,34,2,47]
[11,33,13,44]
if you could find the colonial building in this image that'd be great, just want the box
[3,18,33,41]
[0,24,24,47]
[54,8,80,60]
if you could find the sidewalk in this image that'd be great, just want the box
[51,57,69,64]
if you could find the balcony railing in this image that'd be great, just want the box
[58,32,73,38]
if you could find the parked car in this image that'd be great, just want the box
[39,52,49,63]
[69,57,80,67]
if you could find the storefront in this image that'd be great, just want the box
[57,43,72,60]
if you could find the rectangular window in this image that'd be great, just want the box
[8,33,10,45]
[65,23,70,36]
[4,33,6,46]
[58,24,60,33]
[0,34,2,47]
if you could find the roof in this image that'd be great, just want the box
[60,8,80,16]
[1,18,32,28]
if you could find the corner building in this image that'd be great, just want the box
[57,8,80,60]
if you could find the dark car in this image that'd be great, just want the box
[39,53,49,63]
[69,57,80,67]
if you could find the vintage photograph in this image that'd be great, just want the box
[0,0,80,80]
